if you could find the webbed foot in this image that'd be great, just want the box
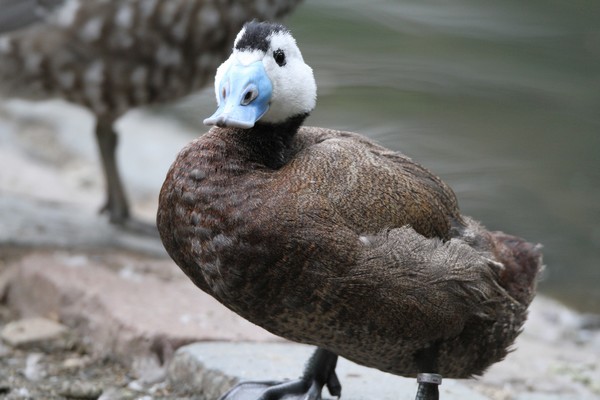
[219,348,340,400]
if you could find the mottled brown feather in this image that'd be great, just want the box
[157,124,542,378]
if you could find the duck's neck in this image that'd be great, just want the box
[233,113,308,169]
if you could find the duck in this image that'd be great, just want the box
[0,0,302,234]
[157,21,543,400]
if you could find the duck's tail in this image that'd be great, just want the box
[489,232,543,305]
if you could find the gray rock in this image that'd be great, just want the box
[23,353,45,382]
[167,342,488,400]
[97,387,144,400]
[1,317,67,348]
[0,341,10,357]
[58,380,103,399]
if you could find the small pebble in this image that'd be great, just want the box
[98,387,140,400]
[61,356,90,371]
[24,353,45,381]
[132,355,166,385]
[58,380,103,399]
[0,342,11,357]
[127,380,144,392]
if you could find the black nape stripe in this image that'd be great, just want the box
[235,21,289,53]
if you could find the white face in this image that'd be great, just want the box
[213,26,317,124]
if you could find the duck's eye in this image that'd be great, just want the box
[273,49,286,67]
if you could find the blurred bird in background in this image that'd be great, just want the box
[0,0,302,234]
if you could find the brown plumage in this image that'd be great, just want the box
[156,21,542,398]
[0,0,302,230]
[158,124,541,378]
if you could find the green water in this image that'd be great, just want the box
[176,0,600,313]
[294,0,600,313]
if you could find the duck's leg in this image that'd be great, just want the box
[415,373,442,400]
[95,117,157,236]
[219,348,341,400]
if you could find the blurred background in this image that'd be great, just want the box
[176,0,600,313]
[2,0,599,313]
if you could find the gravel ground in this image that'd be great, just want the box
[0,249,193,400]
[0,310,158,400]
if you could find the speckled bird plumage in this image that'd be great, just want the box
[0,0,302,117]
[157,21,542,394]
[0,0,302,229]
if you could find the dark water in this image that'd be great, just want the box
[175,0,600,313]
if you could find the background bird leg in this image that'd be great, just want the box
[95,117,129,225]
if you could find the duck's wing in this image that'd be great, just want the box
[272,129,507,339]
[349,225,505,340]
[292,127,464,239]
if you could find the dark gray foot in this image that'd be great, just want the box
[415,373,442,400]
[117,216,159,237]
[99,197,129,225]
[99,199,158,236]
[219,348,341,400]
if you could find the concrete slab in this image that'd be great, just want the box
[167,342,488,400]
